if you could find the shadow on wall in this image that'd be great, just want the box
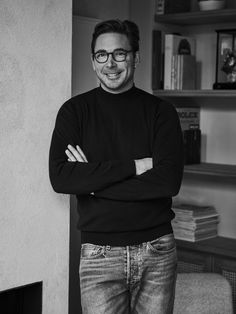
[69,195,82,314]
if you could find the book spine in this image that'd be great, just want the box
[183,129,201,164]
[152,30,163,90]
[177,54,181,90]
[181,55,196,90]
[171,55,176,90]
[164,34,175,90]
[164,35,196,90]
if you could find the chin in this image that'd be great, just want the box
[103,79,124,90]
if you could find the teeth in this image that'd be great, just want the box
[107,73,120,78]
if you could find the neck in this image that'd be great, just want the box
[100,81,134,94]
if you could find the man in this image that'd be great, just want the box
[49,19,184,314]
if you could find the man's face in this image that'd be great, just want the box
[92,32,139,94]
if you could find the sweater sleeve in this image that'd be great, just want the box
[49,100,136,195]
[94,102,184,201]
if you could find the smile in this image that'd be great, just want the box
[105,72,121,79]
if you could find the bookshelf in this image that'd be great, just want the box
[184,162,236,180]
[155,8,236,25]
[154,8,236,179]
[153,89,236,98]
[154,6,236,307]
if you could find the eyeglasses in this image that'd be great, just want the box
[93,49,133,63]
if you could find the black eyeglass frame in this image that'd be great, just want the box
[93,49,133,63]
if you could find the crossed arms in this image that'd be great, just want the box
[65,144,153,176]
[49,101,184,201]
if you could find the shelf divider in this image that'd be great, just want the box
[155,9,236,25]
[184,163,236,179]
[153,89,236,98]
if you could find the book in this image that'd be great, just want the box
[176,107,201,164]
[172,220,219,231]
[183,129,201,164]
[170,54,196,90]
[172,203,219,242]
[171,54,178,89]
[173,211,219,221]
[173,226,218,236]
[152,30,164,90]
[172,203,217,218]
[164,34,195,90]
[173,229,218,242]
[179,54,196,90]
[176,107,200,131]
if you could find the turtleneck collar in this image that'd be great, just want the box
[97,84,136,99]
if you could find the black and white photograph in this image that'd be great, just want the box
[1,1,236,313]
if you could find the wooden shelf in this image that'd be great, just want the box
[184,162,236,179]
[155,9,236,25]
[176,236,236,259]
[153,89,236,98]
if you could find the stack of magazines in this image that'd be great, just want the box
[172,203,219,242]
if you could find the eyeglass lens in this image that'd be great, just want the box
[94,49,131,63]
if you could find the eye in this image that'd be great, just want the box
[114,50,126,57]
[96,51,107,59]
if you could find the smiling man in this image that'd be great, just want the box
[49,20,184,314]
[91,32,138,93]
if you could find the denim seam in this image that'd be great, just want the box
[126,246,130,286]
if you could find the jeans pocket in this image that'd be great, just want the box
[147,233,176,254]
[81,243,106,259]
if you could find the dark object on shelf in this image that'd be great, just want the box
[213,82,236,89]
[213,29,236,89]
[183,129,201,165]
[176,107,201,165]
[165,0,191,14]
[152,30,164,90]
[155,0,191,15]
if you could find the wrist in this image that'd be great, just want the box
[135,159,145,175]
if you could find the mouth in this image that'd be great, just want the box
[105,72,121,80]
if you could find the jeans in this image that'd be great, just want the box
[79,233,177,314]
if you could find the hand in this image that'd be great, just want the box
[135,158,153,175]
[65,144,88,162]
[65,145,94,195]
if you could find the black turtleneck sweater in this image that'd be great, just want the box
[49,86,184,245]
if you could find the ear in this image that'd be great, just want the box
[91,54,96,71]
[134,51,140,68]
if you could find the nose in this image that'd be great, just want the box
[106,54,116,67]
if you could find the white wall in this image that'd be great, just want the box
[0,0,72,313]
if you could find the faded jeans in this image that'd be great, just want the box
[79,233,177,314]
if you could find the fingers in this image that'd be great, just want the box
[76,145,88,162]
[65,149,78,162]
[66,144,85,162]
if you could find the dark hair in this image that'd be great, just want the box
[91,19,140,54]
